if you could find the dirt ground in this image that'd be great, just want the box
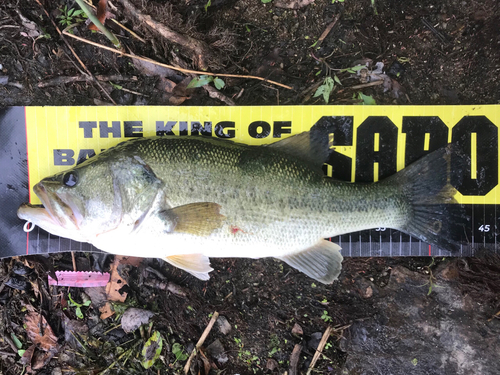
[1,0,500,374]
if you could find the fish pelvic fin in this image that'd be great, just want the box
[382,144,468,252]
[165,254,213,280]
[161,202,226,236]
[278,240,343,284]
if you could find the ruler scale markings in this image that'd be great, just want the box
[359,233,362,256]
[471,132,477,180]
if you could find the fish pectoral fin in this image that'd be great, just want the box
[161,202,225,236]
[165,254,213,281]
[278,240,343,284]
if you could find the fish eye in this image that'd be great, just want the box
[62,171,78,187]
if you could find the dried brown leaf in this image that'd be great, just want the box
[99,302,115,320]
[105,256,128,302]
[24,312,58,353]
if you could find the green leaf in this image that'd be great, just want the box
[172,342,188,361]
[11,333,23,349]
[110,82,123,90]
[141,331,163,369]
[187,75,213,89]
[214,77,225,90]
[18,349,26,357]
[261,0,273,3]
[75,307,84,319]
[313,76,335,103]
[204,0,211,12]
[358,92,377,105]
[333,75,342,85]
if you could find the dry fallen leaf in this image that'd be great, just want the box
[22,312,59,372]
[99,301,115,320]
[24,312,58,352]
[105,255,128,303]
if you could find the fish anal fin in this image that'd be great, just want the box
[278,240,343,284]
[165,254,213,281]
[161,202,225,236]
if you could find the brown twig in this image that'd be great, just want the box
[71,252,77,272]
[289,344,303,375]
[33,0,117,105]
[62,31,293,90]
[183,311,219,374]
[315,14,341,48]
[306,326,332,375]
[38,74,137,88]
[347,80,384,90]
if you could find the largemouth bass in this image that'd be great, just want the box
[18,132,462,283]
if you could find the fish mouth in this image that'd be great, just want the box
[23,182,82,231]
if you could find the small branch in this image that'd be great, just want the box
[289,344,303,375]
[38,74,137,88]
[306,326,332,375]
[347,80,384,90]
[71,252,77,272]
[315,14,341,48]
[183,311,219,374]
[62,31,293,90]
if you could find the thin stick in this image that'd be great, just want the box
[347,80,384,90]
[33,0,117,105]
[288,344,302,375]
[71,252,77,272]
[62,31,293,90]
[183,311,219,374]
[306,326,332,375]
[38,74,137,88]
[315,14,341,47]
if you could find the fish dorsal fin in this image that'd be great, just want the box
[160,202,225,236]
[267,130,330,171]
[278,240,343,284]
[165,254,213,280]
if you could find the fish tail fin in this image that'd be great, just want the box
[383,145,468,252]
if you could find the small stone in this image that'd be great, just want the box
[206,339,228,364]
[51,368,62,375]
[121,308,154,333]
[216,315,231,335]
[363,286,373,299]
[266,358,278,370]
[292,323,303,336]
